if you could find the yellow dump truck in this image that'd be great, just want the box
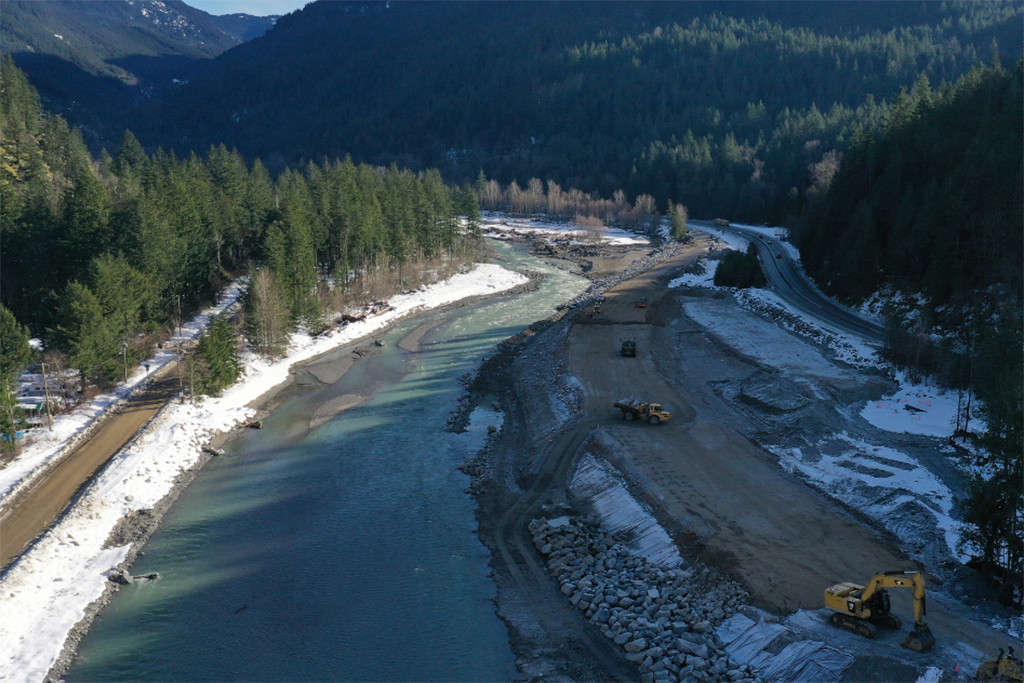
[614,400,671,425]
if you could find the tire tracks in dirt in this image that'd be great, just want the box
[484,414,639,681]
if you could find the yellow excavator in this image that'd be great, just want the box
[977,647,1024,682]
[824,570,936,652]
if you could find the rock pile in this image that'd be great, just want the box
[530,516,762,683]
[563,242,685,311]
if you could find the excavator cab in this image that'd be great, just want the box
[824,570,935,652]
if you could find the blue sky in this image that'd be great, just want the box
[184,0,310,17]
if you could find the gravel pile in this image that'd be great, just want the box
[530,515,762,683]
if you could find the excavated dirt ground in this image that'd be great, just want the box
[463,235,1012,682]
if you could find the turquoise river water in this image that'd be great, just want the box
[65,243,589,682]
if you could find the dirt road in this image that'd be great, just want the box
[0,367,181,569]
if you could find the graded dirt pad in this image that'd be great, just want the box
[556,251,1008,664]
[0,369,181,569]
[566,315,910,613]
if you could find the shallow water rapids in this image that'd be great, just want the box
[65,243,589,681]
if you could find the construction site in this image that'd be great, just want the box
[461,227,1020,683]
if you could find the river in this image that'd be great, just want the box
[64,242,588,682]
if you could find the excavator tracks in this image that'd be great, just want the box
[830,612,878,638]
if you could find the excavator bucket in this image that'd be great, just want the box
[902,624,936,652]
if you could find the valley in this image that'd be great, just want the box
[0,2,1020,681]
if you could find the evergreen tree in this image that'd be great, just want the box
[669,201,689,241]
[194,315,241,396]
[0,305,34,445]
[51,282,114,385]
[714,244,766,289]
[960,304,1024,606]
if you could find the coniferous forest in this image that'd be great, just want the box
[125,1,1021,224]
[801,61,1023,601]
[0,57,480,393]
[0,1,1022,604]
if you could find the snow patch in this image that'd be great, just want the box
[481,213,649,246]
[0,263,527,683]
[669,258,720,289]
[860,371,967,439]
[682,297,859,382]
[771,433,963,559]
[733,288,879,369]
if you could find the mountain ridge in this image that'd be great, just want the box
[1,0,278,148]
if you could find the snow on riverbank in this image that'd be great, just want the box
[0,281,246,505]
[481,213,649,246]
[0,263,527,683]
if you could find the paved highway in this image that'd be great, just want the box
[690,220,885,343]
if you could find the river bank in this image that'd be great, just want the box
[55,240,596,682]
[1,262,531,683]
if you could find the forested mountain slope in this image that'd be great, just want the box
[136,0,1022,224]
[1,57,480,375]
[801,64,1023,308]
[2,0,238,76]
[800,61,1023,604]
[1,0,273,149]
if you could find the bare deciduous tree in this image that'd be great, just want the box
[244,268,291,358]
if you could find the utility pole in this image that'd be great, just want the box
[177,345,185,404]
[175,295,182,338]
[40,362,53,431]
[122,341,129,385]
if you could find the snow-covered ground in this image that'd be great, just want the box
[0,263,527,683]
[0,281,246,504]
[668,241,976,566]
[682,295,863,385]
[860,371,969,439]
[668,258,720,289]
[735,288,879,369]
[771,434,963,559]
[481,213,650,246]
